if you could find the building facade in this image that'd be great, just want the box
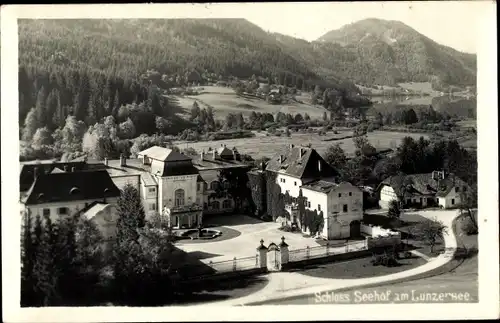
[266,144,363,240]
[377,171,471,209]
[301,181,363,240]
[99,145,250,229]
[21,168,121,223]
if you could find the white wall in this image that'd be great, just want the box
[301,188,328,214]
[379,185,398,208]
[276,173,302,197]
[25,197,119,223]
[159,174,198,211]
[439,189,461,209]
[302,182,363,240]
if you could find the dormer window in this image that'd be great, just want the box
[70,187,80,195]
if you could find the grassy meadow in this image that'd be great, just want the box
[174,130,430,159]
[169,86,329,120]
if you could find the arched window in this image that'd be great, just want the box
[223,199,232,209]
[174,189,185,207]
[210,181,219,191]
[210,201,220,210]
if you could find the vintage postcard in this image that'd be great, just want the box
[1,2,498,322]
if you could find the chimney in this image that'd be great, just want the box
[213,150,218,160]
[299,148,304,158]
[318,160,322,172]
[142,154,147,165]
[261,161,266,171]
[63,165,69,172]
[71,166,76,172]
[104,158,108,166]
[289,143,294,149]
[201,150,205,161]
[120,154,126,167]
[279,155,283,163]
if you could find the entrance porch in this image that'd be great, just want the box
[164,204,203,229]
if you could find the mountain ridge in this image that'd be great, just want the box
[19,18,476,92]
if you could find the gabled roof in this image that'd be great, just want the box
[378,173,469,198]
[301,180,357,194]
[266,145,339,179]
[20,161,88,192]
[23,170,121,205]
[138,146,191,162]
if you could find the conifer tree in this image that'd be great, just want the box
[21,212,35,306]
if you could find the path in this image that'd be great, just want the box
[197,209,459,306]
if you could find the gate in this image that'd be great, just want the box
[267,242,281,271]
[350,220,361,237]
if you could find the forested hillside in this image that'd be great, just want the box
[316,18,476,87]
[19,19,338,88]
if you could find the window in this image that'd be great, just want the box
[43,208,50,216]
[282,178,286,183]
[294,181,297,186]
[451,199,455,205]
[148,187,156,193]
[203,202,208,209]
[210,181,219,191]
[203,183,208,191]
[223,200,232,209]
[223,181,230,189]
[349,192,352,196]
[174,216,179,227]
[308,202,311,208]
[197,183,201,191]
[455,187,460,193]
[210,201,220,210]
[343,204,348,212]
[58,207,68,215]
[149,203,156,211]
[174,189,185,207]
[318,204,321,211]
[338,193,342,198]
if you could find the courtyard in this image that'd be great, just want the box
[176,214,369,264]
[176,214,323,262]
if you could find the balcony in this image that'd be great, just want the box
[163,203,203,215]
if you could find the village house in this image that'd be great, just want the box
[377,171,471,209]
[20,167,121,223]
[265,144,363,240]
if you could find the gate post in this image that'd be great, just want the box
[279,236,289,269]
[256,239,268,269]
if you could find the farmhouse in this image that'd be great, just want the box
[20,168,121,223]
[377,171,471,209]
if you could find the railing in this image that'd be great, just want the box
[207,255,259,273]
[288,240,368,262]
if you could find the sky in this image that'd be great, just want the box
[8,2,491,54]
[238,2,485,54]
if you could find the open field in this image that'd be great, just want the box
[398,82,439,95]
[174,130,429,159]
[168,86,329,120]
